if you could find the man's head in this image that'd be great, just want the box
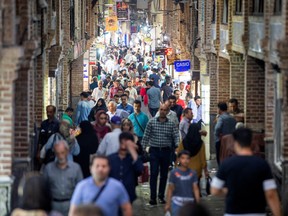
[228,98,239,113]
[120,94,128,106]
[106,76,111,82]
[133,100,141,114]
[98,80,103,88]
[217,102,228,114]
[108,101,117,112]
[80,92,89,100]
[183,108,193,121]
[174,90,180,100]
[59,120,71,138]
[177,150,191,168]
[179,81,185,90]
[92,76,98,82]
[147,81,154,88]
[127,80,132,87]
[194,96,201,106]
[159,104,169,118]
[114,80,120,88]
[65,107,74,118]
[113,94,120,104]
[117,89,124,96]
[168,95,177,108]
[118,132,135,155]
[90,155,110,182]
[54,140,69,165]
[46,105,56,119]
[232,128,252,152]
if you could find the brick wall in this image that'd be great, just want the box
[230,51,245,108]
[207,53,218,114]
[245,57,265,131]
[35,56,44,124]
[217,57,230,102]
[71,55,84,110]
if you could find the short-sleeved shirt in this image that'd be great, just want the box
[169,168,198,205]
[70,177,130,216]
[211,155,277,215]
[128,112,149,138]
[117,103,134,114]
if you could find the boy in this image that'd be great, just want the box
[165,150,200,216]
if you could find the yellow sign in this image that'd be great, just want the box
[105,16,118,32]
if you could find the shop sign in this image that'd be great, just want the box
[174,60,191,72]
[116,2,129,20]
[105,16,118,32]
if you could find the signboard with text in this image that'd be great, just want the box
[174,60,191,72]
[116,2,129,20]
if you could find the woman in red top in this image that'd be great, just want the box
[91,110,111,143]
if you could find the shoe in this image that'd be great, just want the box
[158,198,166,204]
[149,199,157,205]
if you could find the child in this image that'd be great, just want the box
[165,150,200,216]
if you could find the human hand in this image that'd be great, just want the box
[199,130,207,136]
[164,204,171,212]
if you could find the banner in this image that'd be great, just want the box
[174,60,191,72]
[105,16,118,32]
[116,2,129,20]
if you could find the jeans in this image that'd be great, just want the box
[215,141,221,166]
[171,201,181,216]
[149,107,159,117]
[149,147,171,200]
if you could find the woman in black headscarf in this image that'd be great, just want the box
[177,123,208,180]
[88,98,108,121]
[74,121,99,178]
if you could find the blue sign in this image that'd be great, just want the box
[174,60,191,72]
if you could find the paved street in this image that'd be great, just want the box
[133,160,225,216]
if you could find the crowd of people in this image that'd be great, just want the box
[13,46,282,216]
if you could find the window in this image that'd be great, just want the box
[70,0,75,41]
[274,0,282,15]
[212,0,216,23]
[252,0,264,15]
[235,0,242,15]
[222,0,228,24]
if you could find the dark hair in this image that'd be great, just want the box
[194,96,201,101]
[168,95,177,101]
[65,107,74,112]
[173,89,180,94]
[177,150,191,158]
[124,90,130,95]
[178,202,211,216]
[121,94,128,98]
[74,204,104,216]
[19,173,52,212]
[147,81,154,86]
[80,92,89,98]
[217,102,228,111]
[232,128,252,148]
[46,105,56,113]
[134,100,141,106]
[180,81,185,85]
[114,94,120,98]
[229,98,239,105]
[183,108,192,115]
[90,155,110,166]
[119,131,135,143]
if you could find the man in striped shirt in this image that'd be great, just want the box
[142,104,179,205]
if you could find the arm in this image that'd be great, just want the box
[141,120,152,150]
[69,205,77,216]
[265,189,282,216]
[193,182,200,203]
[210,175,228,196]
[122,202,133,216]
[164,183,175,212]
[214,117,223,138]
[97,136,107,155]
[172,124,180,147]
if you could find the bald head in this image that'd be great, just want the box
[159,104,169,118]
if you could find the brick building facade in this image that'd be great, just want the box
[0,0,98,214]
[163,0,288,213]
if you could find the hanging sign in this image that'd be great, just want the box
[174,60,191,72]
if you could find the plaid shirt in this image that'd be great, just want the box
[142,117,179,149]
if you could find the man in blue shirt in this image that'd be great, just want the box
[75,92,92,125]
[146,81,161,117]
[69,155,132,216]
[149,68,160,88]
[128,100,149,140]
[108,132,144,203]
[117,94,134,115]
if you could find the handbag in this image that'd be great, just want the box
[206,176,212,195]
[138,164,149,183]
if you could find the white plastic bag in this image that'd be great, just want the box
[164,211,171,216]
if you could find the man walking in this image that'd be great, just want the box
[214,102,237,165]
[75,92,91,125]
[142,104,179,205]
[146,81,161,117]
[91,80,108,102]
[44,140,83,216]
[179,108,193,140]
[128,100,149,142]
[117,94,134,115]
[211,128,281,216]
[69,155,132,216]
[108,132,144,203]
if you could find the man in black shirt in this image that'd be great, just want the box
[168,95,183,122]
[211,128,281,216]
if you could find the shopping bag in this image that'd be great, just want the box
[138,164,149,183]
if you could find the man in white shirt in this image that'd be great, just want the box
[106,101,129,120]
[91,80,108,102]
[126,80,137,103]
[179,81,187,101]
